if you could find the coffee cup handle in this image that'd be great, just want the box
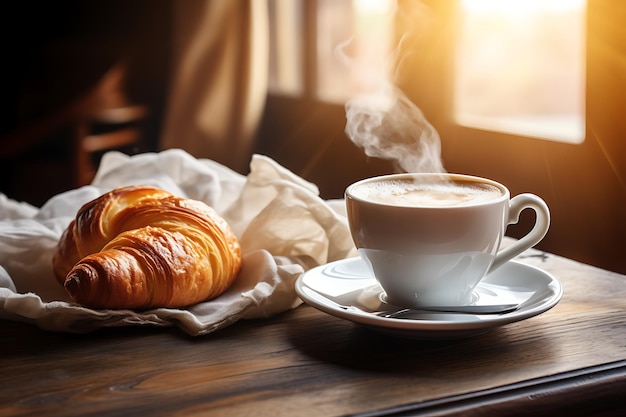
[489,193,550,272]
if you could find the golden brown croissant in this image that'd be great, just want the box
[52,185,242,310]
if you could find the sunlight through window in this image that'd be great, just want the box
[316,0,393,102]
[268,0,304,95]
[455,0,587,143]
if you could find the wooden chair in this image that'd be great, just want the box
[0,61,148,203]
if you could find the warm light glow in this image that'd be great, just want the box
[269,0,394,102]
[461,0,584,15]
[455,0,587,143]
[354,0,393,14]
[268,0,304,96]
[316,0,394,102]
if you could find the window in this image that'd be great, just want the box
[455,0,587,143]
[316,0,394,102]
[268,0,587,143]
[268,0,394,102]
[268,0,304,96]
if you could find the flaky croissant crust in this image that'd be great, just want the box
[53,186,242,310]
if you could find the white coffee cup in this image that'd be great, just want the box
[345,173,550,308]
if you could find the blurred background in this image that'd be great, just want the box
[1,0,625,275]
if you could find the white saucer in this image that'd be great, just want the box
[295,257,563,339]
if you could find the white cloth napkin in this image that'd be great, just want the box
[0,149,357,335]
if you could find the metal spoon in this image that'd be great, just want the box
[338,303,519,317]
[376,303,520,317]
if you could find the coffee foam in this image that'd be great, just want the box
[351,179,503,207]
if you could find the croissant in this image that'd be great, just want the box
[52,185,242,310]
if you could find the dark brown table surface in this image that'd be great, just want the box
[2,245,626,416]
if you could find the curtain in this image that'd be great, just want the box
[160,0,269,173]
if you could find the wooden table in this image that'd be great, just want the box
[2,247,626,416]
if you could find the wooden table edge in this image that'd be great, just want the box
[354,360,626,416]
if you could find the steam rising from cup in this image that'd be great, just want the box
[345,83,445,174]
[341,0,444,174]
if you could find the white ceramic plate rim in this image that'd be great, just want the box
[295,257,563,336]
